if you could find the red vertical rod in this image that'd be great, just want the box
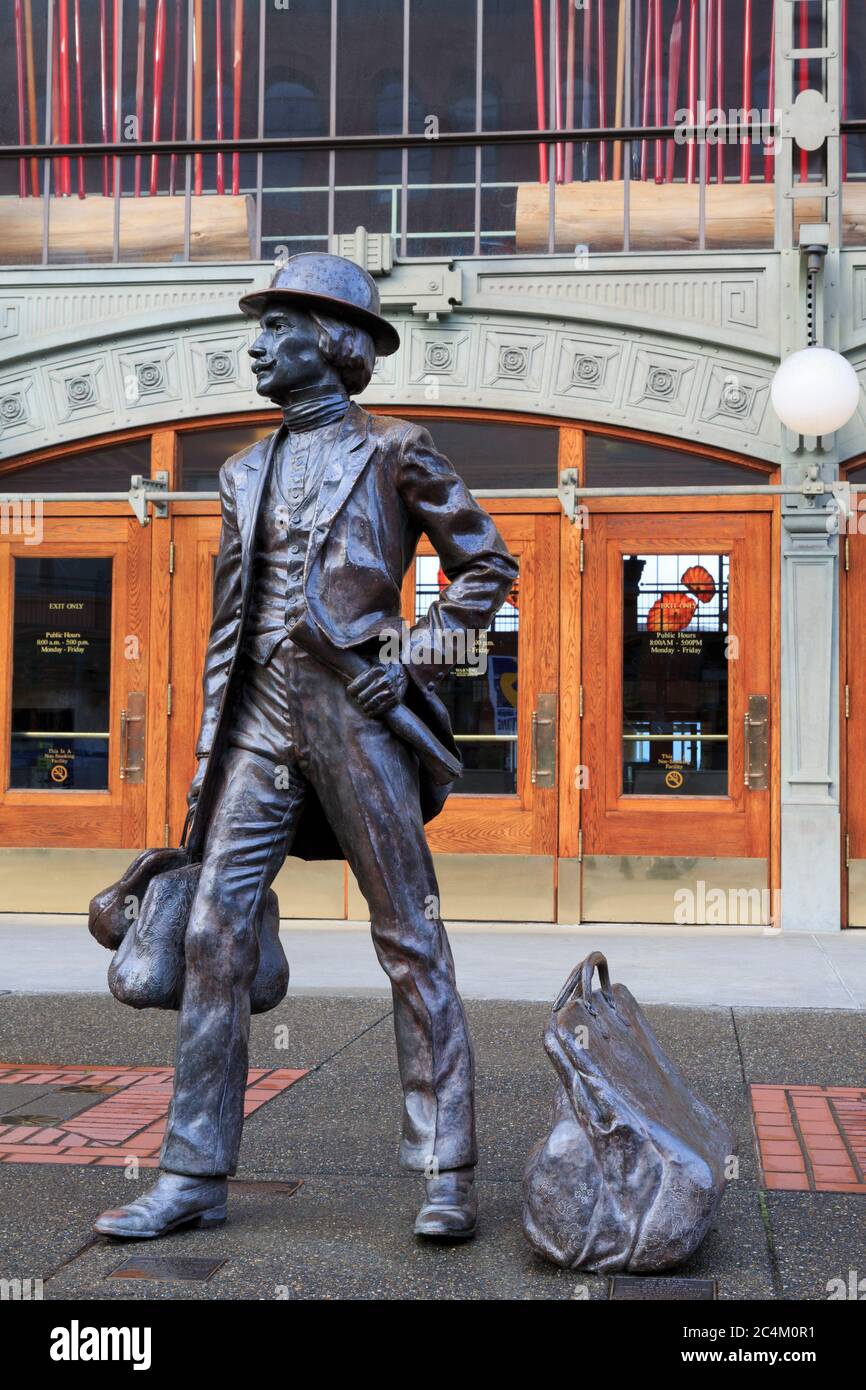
[705,0,715,188]
[232,0,243,195]
[134,0,147,196]
[665,0,684,183]
[580,0,591,179]
[612,0,626,181]
[740,0,752,183]
[14,0,27,197]
[24,0,39,196]
[532,0,548,183]
[653,0,663,182]
[597,0,607,181]
[640,0,654,179]
[799,0,808,180]
[58,0,72,195]
[564,0,576,183]
[215,0,225,193]
[193,0,203,194]
[553,0,564,183]
[715,0,725,182]
[685,0,698,182]
[150,0,167,195]
[169,0,182,195]
[52,12,61,193]
[112,0,120,197]
[99,0,110,195]
[764,2,775,184]
[73,0,84,196]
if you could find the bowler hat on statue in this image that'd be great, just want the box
[238,252,400,356]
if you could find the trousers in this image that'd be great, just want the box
[161,642,477,1177]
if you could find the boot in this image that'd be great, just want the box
[94,1171,228,1239]
[414,1166,477,1240]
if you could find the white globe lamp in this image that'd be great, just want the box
[771,347,861,437]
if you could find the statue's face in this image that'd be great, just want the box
[248,305,335,402]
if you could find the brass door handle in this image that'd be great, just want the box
[119,692,146,784]
[531,694,557,788]
[743,695,769,792]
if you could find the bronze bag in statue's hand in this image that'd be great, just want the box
[89,816,288,1015]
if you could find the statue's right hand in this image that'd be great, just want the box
[187,755,208,809]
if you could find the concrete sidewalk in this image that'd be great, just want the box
[0,992,862,1300]
[1,915,865,1008]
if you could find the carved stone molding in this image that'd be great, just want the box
[187,334,252,399]
[626,347,700,418]
[481,329,547,393]
[0,374,39,442]
[553,332,624,403]
[114,343,182,411]
[0,258,801,463]
[407,325,474,388]
[471,257,775,355]
[46,358,113,425]
[699,361,772,437]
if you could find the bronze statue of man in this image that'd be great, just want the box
[94,254,518,1242]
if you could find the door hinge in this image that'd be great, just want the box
[845,535,850,572]
[846,833,850,869]
[164,822,170,848]
[167,682,173,716]
[579,535,585,573]
[578,827,583,863]
[168,540,175,574]
[579,685,584,718]
[845,684,850,719]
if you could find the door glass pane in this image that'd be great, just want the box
[402,418,559,490]
[622,553,729,796]
[178,427,274,492]
[586,436,770,488]
[10,558,113,790]
[0,440,151,493]
[415,554,518,794]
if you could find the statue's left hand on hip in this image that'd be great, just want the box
[347,662,409,718]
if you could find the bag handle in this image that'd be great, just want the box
[552,951,615,1017]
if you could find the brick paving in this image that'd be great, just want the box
[0,1064,306,1167]
[750,1084,866,1193]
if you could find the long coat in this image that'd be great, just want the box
[187,402,519,861]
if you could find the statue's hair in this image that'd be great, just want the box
[309,310,376,396]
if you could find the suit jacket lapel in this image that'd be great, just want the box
[240,424,284,586]
[237,405,377,585]
[306,404,378,571]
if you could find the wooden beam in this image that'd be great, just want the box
[516,179,866,251]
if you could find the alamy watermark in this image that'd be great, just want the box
[674,881,781,927]
[0,497,42,545]
[674,103,779,155]
[378,624,489,677]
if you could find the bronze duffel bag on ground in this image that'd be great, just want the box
[522,951,734,1273]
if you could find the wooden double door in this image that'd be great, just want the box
[166,502,561,865]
